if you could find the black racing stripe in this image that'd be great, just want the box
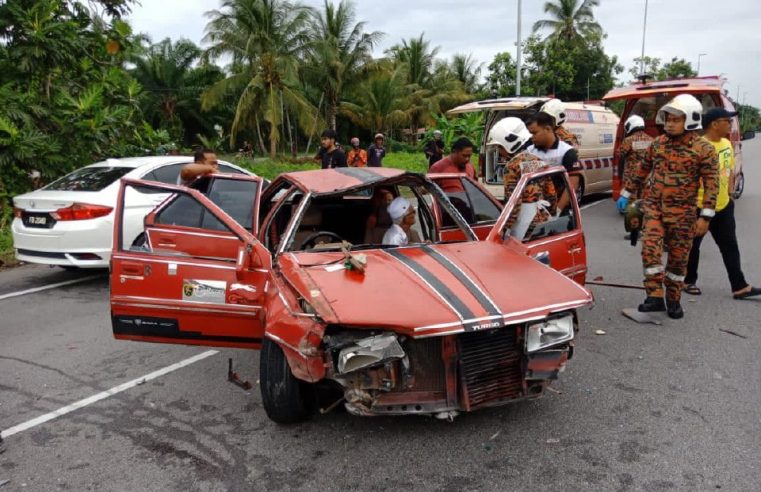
[334,167,382,184]
[112,315,262,345]
[421,245,501,317]
[386,249,477,325]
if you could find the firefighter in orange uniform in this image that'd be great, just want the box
[618,115,654,202]
[540,98,580,149]
[617,94,719,319]
[486,117,556,239]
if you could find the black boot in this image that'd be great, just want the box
[667,300,684,319]
[638,296,666,312]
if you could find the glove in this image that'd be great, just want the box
[616,196,629,214]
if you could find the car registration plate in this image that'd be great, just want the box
[22,212,54,228]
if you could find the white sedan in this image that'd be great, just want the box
[12,156,253,269]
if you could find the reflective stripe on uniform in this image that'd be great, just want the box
[665,271,686,282]
[644,265,665,276]
[620,189,632,199]
[700,208,716,218]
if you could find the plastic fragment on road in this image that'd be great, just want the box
[595,329,606,335]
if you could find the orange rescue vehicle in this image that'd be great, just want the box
[603,76,753,200]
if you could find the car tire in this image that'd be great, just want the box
[733,172,745,199]
[260,337,311,424]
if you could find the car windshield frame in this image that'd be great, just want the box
[273,173,479,256]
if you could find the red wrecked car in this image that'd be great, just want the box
[110,167,592,423]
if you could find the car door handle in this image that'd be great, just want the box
[568,244,583,254]
[156,235,176,248]
[122,262,144,276]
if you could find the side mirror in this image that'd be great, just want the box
[742,130,755,141]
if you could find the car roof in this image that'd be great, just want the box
[447,97,615,115]
[603,76,724,101]
[280,167,408,194]
[86,156,195,169]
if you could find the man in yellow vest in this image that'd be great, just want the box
[683,107,761,299]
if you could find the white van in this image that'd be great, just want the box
[448,97,620,200]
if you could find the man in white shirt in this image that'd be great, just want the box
[526,112,583,211]
[382,197,416,246]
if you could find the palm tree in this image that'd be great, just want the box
[341,62,410,136]
[202,0,319,158]
[532,0,602,42]
[386,33,440,88]
[306,0,384,130]
[131,38,221,142]
[450,53,483,94]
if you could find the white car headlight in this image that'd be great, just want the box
[525,315,574,353]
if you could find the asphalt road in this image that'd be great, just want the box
[1,139,760,491]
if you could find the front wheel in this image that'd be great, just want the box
[733,172,745,200]
[260,338,312,424]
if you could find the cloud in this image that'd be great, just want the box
[127,0,761,107]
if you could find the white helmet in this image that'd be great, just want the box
[486,117,531,155]
[624,115,645,135]
[655,94,703,131]
[540,98,567,126]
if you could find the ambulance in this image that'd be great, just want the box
[447,97,620,200]
[603,76,753,200]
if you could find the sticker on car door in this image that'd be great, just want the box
[182,279,227,303]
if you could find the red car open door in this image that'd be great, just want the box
[487,168,587,285]
[110,178,269,349]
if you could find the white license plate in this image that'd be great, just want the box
[28,216,47,225]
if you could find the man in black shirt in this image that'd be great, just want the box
[315,129,347,169]
[424,130,445,167]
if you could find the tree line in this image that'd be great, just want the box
[0,0,755,223]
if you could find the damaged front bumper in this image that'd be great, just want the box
[322,316,575,418]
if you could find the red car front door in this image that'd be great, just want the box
[110,179,269,349]
[487,168,587,285]
[428,174,503,241]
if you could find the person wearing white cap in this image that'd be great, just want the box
[382,196,416,246]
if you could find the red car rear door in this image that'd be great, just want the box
[110,178,269,349]
[487,168,587,285]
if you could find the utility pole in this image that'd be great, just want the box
[516,0,522,96]
[639,0,649,75]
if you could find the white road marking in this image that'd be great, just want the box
[0,274,105,301]
[580,199,608,211]
[0,350,219,438]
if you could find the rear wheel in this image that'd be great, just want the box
[733,172,745,199]
[260,338,312,424]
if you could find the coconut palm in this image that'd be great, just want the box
[532,0,603,42]
[386,33,440,88]
[450,53,483,94]
[306,0,384,130]
[202,0,319,158]
[341,62,410,136]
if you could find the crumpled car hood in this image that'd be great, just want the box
[281,241,592,338]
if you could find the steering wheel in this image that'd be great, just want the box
[297,231,345,250]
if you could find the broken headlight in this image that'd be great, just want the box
[525,314,574,353]
[337,333,405,374]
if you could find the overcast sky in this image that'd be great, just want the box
[128,0,761,107]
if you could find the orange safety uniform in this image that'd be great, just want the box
[622,132,719,302]
[504,152,557,232]
[346,148,368,167]
[555,125,579,149]
[619,130,654,200]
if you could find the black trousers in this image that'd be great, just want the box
[685,200,748,292]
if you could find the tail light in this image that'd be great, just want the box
[13,207,23,218]
[51,203,113,221]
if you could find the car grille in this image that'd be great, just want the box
[457,328,523,410]
[396,337,445,392]
[17,249,68,259]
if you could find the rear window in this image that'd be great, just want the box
[45,166,132,191]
